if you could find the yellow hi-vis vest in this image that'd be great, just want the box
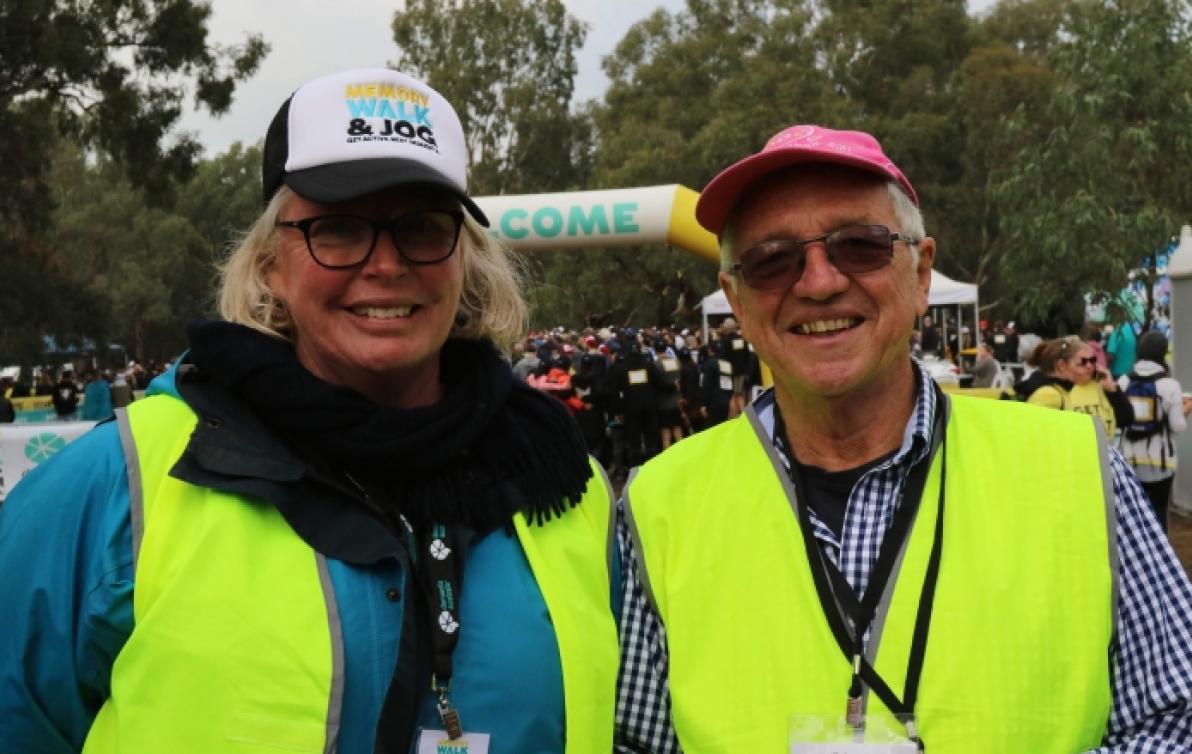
[84,394,617,754]
[625,395,1116,754]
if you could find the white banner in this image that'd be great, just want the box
[0,421,96,504]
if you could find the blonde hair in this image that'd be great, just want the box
[1032,335,1085,376]
[218,185,527,350]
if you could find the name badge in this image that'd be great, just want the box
[733,338,745,350]
[719,375,734,391]
[628,369,648,385]
[791,744,917,753]
[718,359,733,375]
[661,357,679,372]
[789,713,918,754]
[416,730,491,754]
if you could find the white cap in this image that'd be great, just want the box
[262,68,487,225]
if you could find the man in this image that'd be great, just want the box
[697,339,733,428]
[993,320,1020,363]
[918,314,940,356]
[615,125,1192,752]
[717,317,751,417]
[610,335,667,468]
[52,367,80,419]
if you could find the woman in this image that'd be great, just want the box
[1117,331,1192,531]
[1027,336,1132,435]
[0,69,617,754]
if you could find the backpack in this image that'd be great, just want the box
[1123,373,1166,441]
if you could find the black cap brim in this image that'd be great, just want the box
[283,158,489,227]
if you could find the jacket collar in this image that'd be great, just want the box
[168,360,407,565]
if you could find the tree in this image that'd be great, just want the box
[0,0,267,361]
[48,143,209,362]
[392,0,590,195]
[173,142,265,314]
[577,0,829,328]
[992,0,1192,326]
[900,0,1068,328]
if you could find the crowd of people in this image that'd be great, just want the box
[506,319,760,479]
[0,359,166,423]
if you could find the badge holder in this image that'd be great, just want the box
[412,678,492,754]
[789,713,920,754]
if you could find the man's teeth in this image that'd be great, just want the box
[353,306,414,318]
[796,318,857,335]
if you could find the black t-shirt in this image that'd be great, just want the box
[793,451,895,540]
[920,325,941,354]
[52,379,80,415]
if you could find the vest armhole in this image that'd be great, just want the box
[116,407,145,572]
[1093,419,1121,624]
[621,468,663,620]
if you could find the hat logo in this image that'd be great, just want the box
[343,82,439,152]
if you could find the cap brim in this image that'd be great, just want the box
[284,158,489,227]
[695,149,910,236]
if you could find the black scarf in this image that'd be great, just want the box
[186,321,592,533]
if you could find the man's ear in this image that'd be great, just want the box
[719,271,748,339]
[914,237,936,316]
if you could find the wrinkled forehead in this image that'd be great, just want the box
[727,165,894,239]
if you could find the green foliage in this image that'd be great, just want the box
[0,0,267,362]
[47,144,211,361]
[392,0,590,194]
[993,0,1192,325]
[176,143,263,251]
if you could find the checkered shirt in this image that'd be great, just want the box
[614,362,1192,752]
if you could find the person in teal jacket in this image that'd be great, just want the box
[0,68,618,754]
[80,369,113,421]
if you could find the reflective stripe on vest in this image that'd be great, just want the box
[626,395,1116,754]
[86,394,618,753]
[87,396,341,754]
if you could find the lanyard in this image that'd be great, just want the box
[342,473,472,743]
[408,518,469,739]
[779,390,947,748]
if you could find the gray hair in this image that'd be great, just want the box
[218,185,527,350]
[719,180,925,289]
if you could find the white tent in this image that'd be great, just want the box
[929,270,977,305]
[699,269,979,341]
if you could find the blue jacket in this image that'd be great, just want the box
[80,379,113,422]
[0,367,618,753]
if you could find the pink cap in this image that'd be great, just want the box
[695,124,918,235]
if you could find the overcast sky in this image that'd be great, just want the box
[181,0,994,155]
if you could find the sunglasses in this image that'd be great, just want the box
[730,224,919,291]
[1075,356,1097,366]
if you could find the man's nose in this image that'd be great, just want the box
[793,243,849,299]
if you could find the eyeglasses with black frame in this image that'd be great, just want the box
[276,210,464,269]
[729,224,919,292]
